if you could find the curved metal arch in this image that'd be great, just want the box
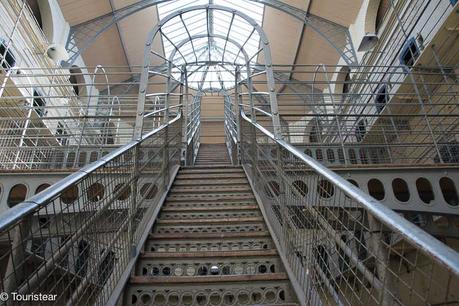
[169,33,255,132]
[134,4,281,140]
[65,0,357,66]
[169,34,251,67]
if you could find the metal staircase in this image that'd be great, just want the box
[123,144,299,305]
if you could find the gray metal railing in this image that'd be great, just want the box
[239,109,459,306]
[0,108,182,305]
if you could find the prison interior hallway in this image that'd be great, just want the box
[124,144,299,305]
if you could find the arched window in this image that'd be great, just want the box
[103,122,115,145]
[8,184,28,207]
[69,66,83,96]
[0,39,16,70]
[375,85,388,113]
[310,126,320,143]
[75,240,90,277]
[56,122,68,146]
[400,37,420,68]
[35,184,50,194]
[308,119,322,143]
[98,250,115,284]
[33,90,46,117]
[355,119,367,142]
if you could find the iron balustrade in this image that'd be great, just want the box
[0,65,187,170]
[239,109,459,306]
[237,64,459,167]
[0,108,182,305]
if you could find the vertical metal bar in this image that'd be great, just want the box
[406,69,443,163]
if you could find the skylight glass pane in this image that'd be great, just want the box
[157,0,264,90]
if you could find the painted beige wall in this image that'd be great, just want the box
[200,95,225,144]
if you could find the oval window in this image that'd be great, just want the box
[416,178,434,204]
[7,184,27,207]
[392,178,409,202]
[317,180,334,199]
[61,185,78,204]
[440,177,458,206]
[87,183,105,202]
[292,180,308,197]
[368,179,385,200]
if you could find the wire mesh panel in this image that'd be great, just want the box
[0,65,154,170]
[240,111,459,306]
[239,64,459,167]
[0,112,182,305]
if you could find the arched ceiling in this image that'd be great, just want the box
[57,0,362,91]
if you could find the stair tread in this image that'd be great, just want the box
[173,180,248,186]
[149,231,271,240]
[176,174,246,179]
[166,195,255,202]
[171,185,252,190]
[161,205,258,212]
[140,249,277,258]
[130,273,289,284]
[156,217,264,224]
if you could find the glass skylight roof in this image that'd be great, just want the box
[157,0,264,91]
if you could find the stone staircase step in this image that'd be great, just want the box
[160,204,258,212]
[139,249,278,259]
[170,185,252,193]
[166,193,255,201]
[173,178,248,186]
[152,223,266,234]
[163,200,257,208]
[130,273,289,284]
[149,231,271,240]
[156,216,264,225]
[181,165,241,170]
[159,210,261,220]
[176,172,247,179]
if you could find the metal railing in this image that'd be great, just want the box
[0,65,185,170]
[239,109,459,306]
[0,107,182,305]
[238,64,459,167]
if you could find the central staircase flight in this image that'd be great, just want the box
[123,144,299,306]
